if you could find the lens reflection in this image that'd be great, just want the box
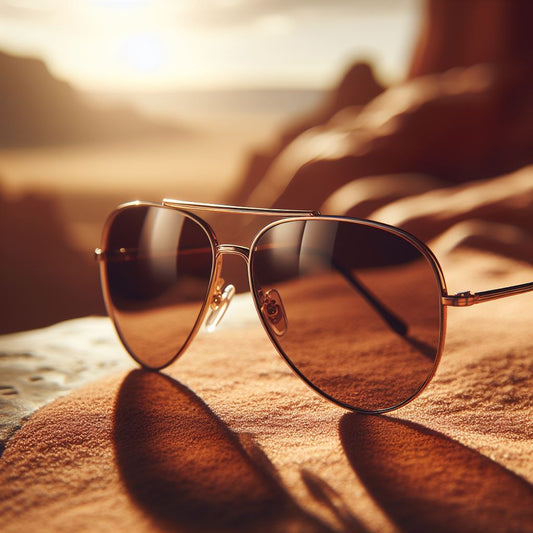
[103,206,214,369]
[251,219,442,412]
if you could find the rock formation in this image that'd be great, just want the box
[234,0,533,219]
[0,50,181,147]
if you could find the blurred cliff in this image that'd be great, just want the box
[235,0,533,212]
[0,50,183,333]
[0,50,181,147]
[0,192,104,333]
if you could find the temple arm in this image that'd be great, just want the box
[443,281,533,307]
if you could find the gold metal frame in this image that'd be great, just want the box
[442,283,533,306]
[97,201,221,371]
[246,213,449,414]
[95,199,533,414]
[162,198,319,217]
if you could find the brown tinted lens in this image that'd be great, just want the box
[102,205,214,369]
[250,219,443,412]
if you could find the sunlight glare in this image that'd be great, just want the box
[120,33,166,74]
[256,14,293,35]
[88,0,147,7]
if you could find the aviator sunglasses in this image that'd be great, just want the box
[96,199,533,413]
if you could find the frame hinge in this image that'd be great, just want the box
[442,291,477,307]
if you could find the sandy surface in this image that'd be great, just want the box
[0,245,532,532]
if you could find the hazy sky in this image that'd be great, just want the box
[0,0,422,91]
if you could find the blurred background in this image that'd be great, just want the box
[1,0,532,334]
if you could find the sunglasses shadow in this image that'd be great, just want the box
[113,369,333,532]
[339,413,533,532]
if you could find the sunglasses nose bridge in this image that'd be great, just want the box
[202,244,250,332]
[217,244,250,263]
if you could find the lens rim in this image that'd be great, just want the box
[248,215,448,414]
[99,202,221,370]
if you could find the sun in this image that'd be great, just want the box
[120,33,166,74]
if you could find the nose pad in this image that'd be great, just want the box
[259,288,288,337]
[205,278,235,332]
